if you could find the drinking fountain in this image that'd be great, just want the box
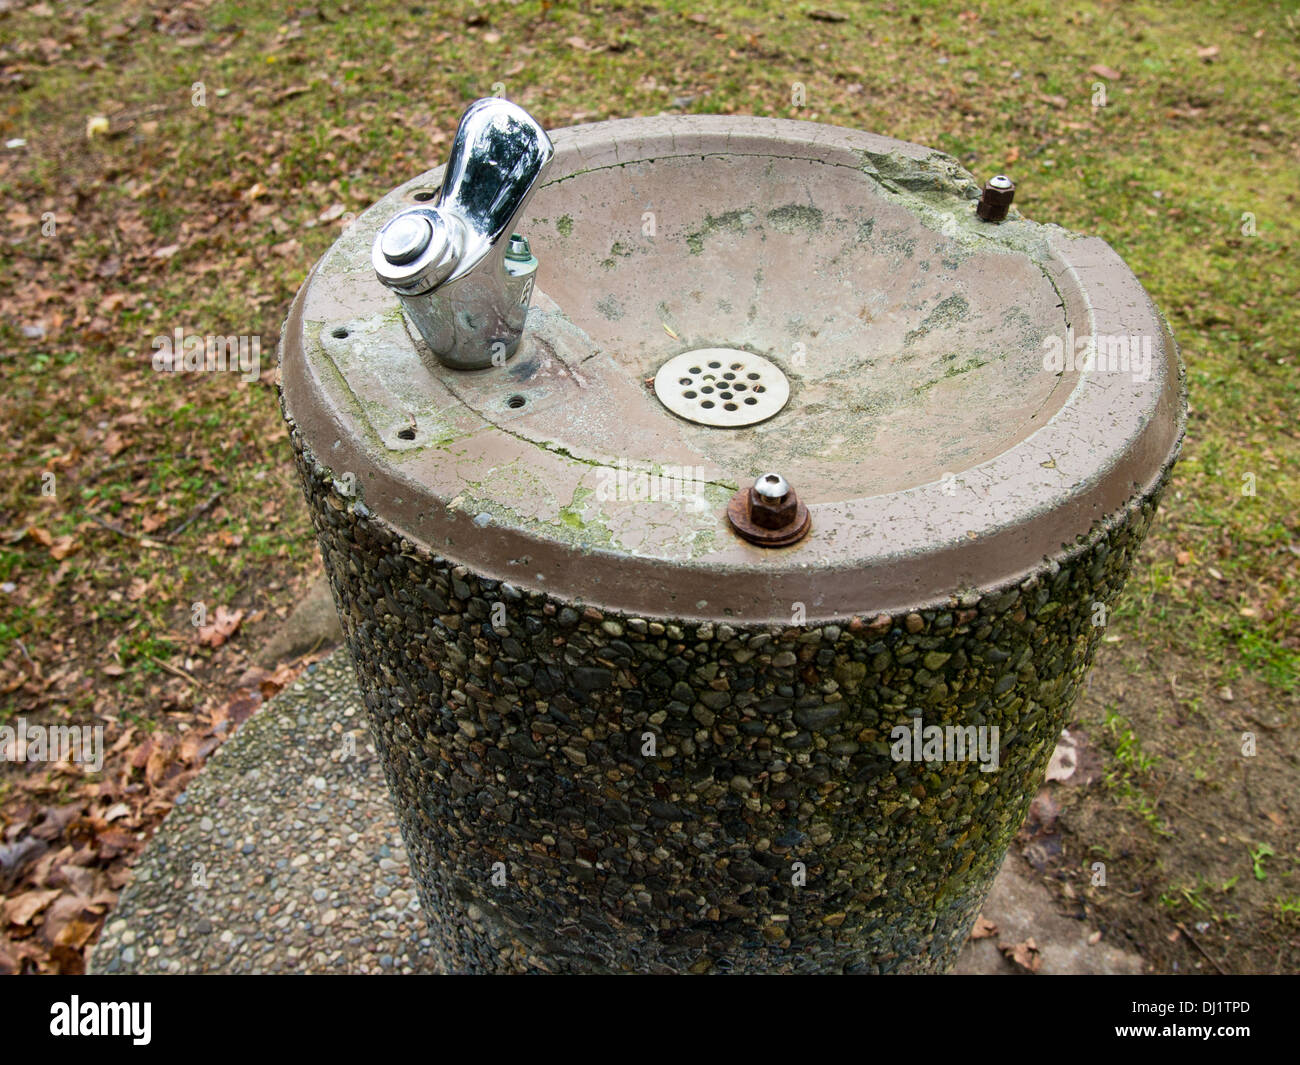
[279,100,1184,973]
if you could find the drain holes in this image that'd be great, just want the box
[653,348,790,428]
[331,326,349,339]
[397,426,416,441]
[507,394,526,409]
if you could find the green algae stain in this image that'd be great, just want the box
[685,208,754,255]
[558,485,595,530]
[765,204,824,234]
[556,214,574,237]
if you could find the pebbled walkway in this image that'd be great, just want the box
[90,648,1141,975]
[90,650,434,974]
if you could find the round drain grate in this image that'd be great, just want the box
[653,349,790,428]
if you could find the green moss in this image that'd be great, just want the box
[765,204,824,234]
[685,208,755,255]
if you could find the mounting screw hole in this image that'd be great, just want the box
[411,188,439,202]
[507,394,526,409]
[332,327,349,339]
[397,427,416,441]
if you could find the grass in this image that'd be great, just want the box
[1159,874,1241,925]
[0,0,1295,972]
[1101,704,1172,838]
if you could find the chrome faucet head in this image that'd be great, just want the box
[373,98,554,371]
[373,209,463,295]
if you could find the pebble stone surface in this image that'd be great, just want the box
[288,413,1174,974]
[89,651,435,975]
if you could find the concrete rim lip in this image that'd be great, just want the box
[281,114,1185,624]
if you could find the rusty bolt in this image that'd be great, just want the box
[976,174,1015,222]
[727,472,811,547]
[751,473,796,529]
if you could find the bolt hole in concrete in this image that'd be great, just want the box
[507,394,527,409]
[410,188,438,201]
[331,327,349,339]
[654,348,791,428]
[397,427,416,441]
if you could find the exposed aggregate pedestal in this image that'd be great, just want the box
[290,421,1171,974]
[86,646,1144,975]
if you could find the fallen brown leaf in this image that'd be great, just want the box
[3,887,61,926]
[1001,936,1042,972]
[198,605,244,648]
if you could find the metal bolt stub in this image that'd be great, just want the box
[727,473,811,547]
[976,174,1016,222]
[504,233,533,262]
